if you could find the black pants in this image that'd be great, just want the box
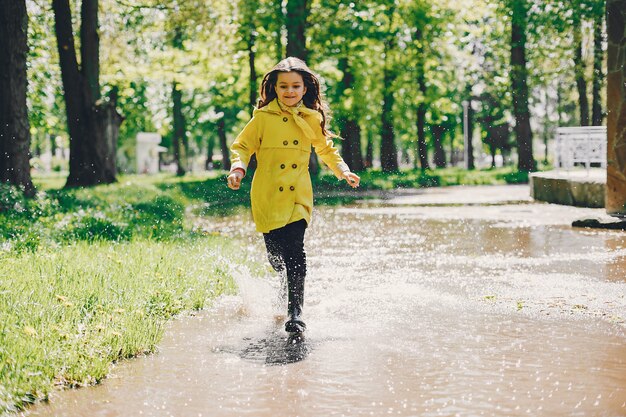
[263,219,307,317]
[263,219,307,281]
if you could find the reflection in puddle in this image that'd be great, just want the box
[216,326,310,365]
[25,194,626,417]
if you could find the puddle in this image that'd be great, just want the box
[25,187,626,416]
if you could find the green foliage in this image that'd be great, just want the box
[26,0,606,174]
[0,184,28,214]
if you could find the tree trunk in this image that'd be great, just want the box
[556,78,563,126]
[217,112,231,172]
[510,0,535,171]
[341,120,363,171]
[308,145,319,175]
[274,0,284,61]
[248,36,257,108]
[53,0,119,187]
[205,135,214,170]
[172,82,186,176]
[50,134,57,157]
[244,1,258,172]
[365,131,374,168]
[0,0,35,196]
[337,58,364,171]
[81,0,99,102]
[606,0,626,216]
[380,6,398,172]
[171,27,187,176]
[416,104,429,169]
[286,0,308,60]
[285,0,317,174]
[432,124,446,168]
[381,67,398,172]
[591,9,605,126]
[490,144,497,168]
[449,124,455,165]
[464,92,476,170]
[98,88,122,177]
[574,20,590,126]
[244,0,258,108]
[543,85,550,165]
[414,28,429,170]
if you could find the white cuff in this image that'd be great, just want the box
[334,162,350,178]
[230,161,247,176]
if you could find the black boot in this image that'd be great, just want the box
[285,275,306,333]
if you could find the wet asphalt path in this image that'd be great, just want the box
[26,185,626,417]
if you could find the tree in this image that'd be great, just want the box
[285,0,321,174]
[404,1,432,170]
[572,2,590,126]
[286,0,308,60]
[431,124,447,168]
[0,0,35,196]
[380,3,399,172]
[464,84,476,170]
[309,0,373,172]
[215,106,232,171]
[477,91,512,167]
[407,0,465,170]
[591,1,605,126]
[172,81,187,176]
[449,2,486,170]
[605,0,626,216]
[52,0,122,187]
[241,0,259,108]
[337,57,364,171]
[509,0,535,171]
[171,28,187,176]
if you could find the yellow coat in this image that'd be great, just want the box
[230,99,349,233]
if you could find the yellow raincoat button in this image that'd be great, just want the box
[292,164,297,169]
[283,140,288,146]
[279,186,284,192]
[283,117,288,122]
[280,164,286,169]
[293,140,299,145]
[290,186,295,191]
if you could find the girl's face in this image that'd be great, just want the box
[275,71,307,107]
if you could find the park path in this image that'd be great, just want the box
[26,185,626,417]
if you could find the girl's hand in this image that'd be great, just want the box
[227,170,244,190]
[341,171,360,189]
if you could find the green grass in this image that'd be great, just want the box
[0,239,237,413]
[0,175,249,413]
[1,177,196,253]
[313,166,529,192]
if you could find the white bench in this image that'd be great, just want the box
[555,126,606,173]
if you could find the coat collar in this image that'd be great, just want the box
[254,98,318,118]
[254,98,318,140]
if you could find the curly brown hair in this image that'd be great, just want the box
[258,57,336,138]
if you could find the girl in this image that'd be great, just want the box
[227,57,360,333]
